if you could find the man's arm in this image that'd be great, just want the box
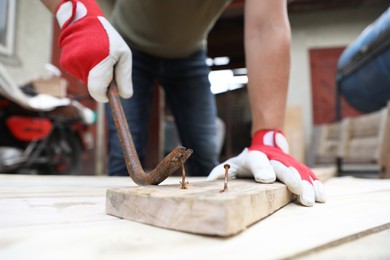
[244,0,291,134]
[208,0,326,207]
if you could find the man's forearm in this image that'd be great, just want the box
[244,0,291,134]
[245,24,291,133]
[41,0,62,13]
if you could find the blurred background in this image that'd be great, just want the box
[1,0,389,177]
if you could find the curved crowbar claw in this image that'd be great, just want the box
[107,82,193,185]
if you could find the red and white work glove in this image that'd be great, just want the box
[207,129,326,206]
[55,0,133,102]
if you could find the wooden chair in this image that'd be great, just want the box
[337,102,390,178]
[310,101,389,178]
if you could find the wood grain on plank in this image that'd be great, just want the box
[105,167,335,236]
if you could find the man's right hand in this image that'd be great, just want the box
[55,0,133,102]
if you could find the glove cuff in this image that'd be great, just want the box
[249,129,289,154]
[56,0,104,29]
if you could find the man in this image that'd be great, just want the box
[41,0,326,206]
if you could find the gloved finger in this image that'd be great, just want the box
[297,180,315,207]
[207,149,251,181]
[206,161,236,181]
[305,170,327,203]
[244,150,276,183]
[115,50,133,99]
[313,180,326,203]
[88,59,113,103]
[206,164,225,180]
[270,161,302,195]
[207,159,241,181]
[101,17,134,100]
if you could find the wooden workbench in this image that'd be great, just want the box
[1,172,390,259]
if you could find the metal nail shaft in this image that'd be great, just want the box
[220,164,230,193]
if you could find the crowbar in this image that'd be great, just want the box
[107,82,193,185]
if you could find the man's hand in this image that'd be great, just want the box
[207,130,326,206]
[55,0,133,102]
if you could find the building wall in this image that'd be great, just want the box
[0,0,115,85]
[288,3,389,149]
[2,1,53,85]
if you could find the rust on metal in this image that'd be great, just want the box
[107,82,193,185]
[220,164,230,193]
[179,158,189,189]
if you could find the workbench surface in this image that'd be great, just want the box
[1,173,390,260]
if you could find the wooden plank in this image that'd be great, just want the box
[2,173,390,260]
[349,109,385,137]
[290,223,390,259]
[105,167,335,236]
[106,180,292,237]
[348,137,379,161]
[284,106,305,163]
[379,102,390,178]
[32,78,68,98]
[323,122,342,155]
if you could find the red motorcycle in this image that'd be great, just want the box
[0,63,95,175]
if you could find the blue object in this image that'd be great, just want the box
[337,7,390,113]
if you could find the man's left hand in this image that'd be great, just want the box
[207,129,326,206]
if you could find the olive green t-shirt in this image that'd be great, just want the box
[111,0,232,58]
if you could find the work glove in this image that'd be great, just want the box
[55,0,133,102]
[207,129,326,206]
